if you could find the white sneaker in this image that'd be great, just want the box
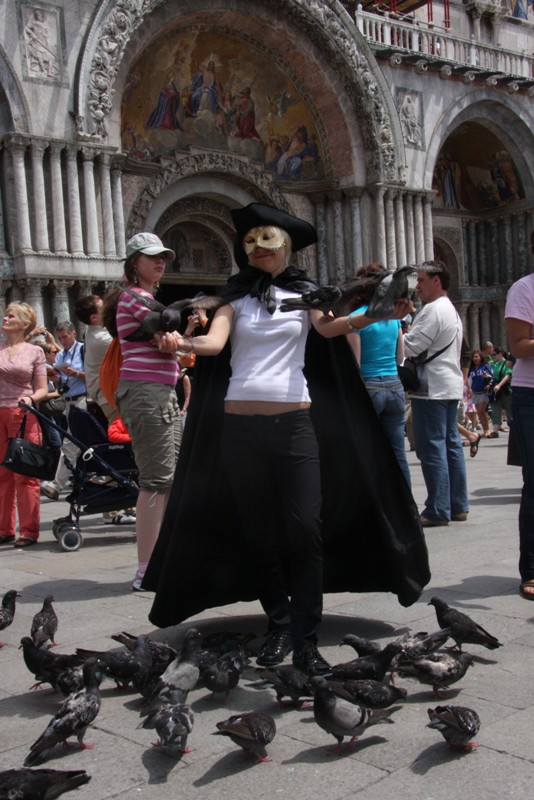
[132,572,146,592]
[111,513,136,525]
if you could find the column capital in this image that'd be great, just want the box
[51,278,75,293]
[6,134,29,155]
[110,153,127,174]
[49,142,64,160]
[81,146,100,161]
[30,140,49,156]
[18,276,50,294]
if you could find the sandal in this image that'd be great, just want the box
[470,434,482,458]
[519,580,534,601]
[0,535,15,544]
[14,537,37,548]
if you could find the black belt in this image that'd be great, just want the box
[64,393,87,402]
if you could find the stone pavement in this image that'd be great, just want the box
[1,432,533,799]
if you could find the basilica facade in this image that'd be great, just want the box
[0,0,532,348]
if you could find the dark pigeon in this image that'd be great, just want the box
[325,678,407,709]
[395,650,475,698]
[339,634,382,657]
[214,712,276,762]
[24,659,103,766]
[202,648,248,701]
[427,704,481,750]
[0,590,20,646]
[139,702,194,755]
[141,628,201,716]
[429,597,503,651]
[391,629,452,660]
[31,595,59,648]
[123,294,223,342]
[19,637,84,691]
[254,664,313,707]
[76,633,152,691]
[330,642,402,682]
[365,266,417,318]
[311,676,397,754]
[0,767,90,799]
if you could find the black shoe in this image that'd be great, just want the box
[293,642,332,677]
[256,630,293,666]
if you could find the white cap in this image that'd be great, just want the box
[125,232,175,261]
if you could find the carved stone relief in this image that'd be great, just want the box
[18,1,67,87]
[395,88,424,150]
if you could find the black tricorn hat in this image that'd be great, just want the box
[230,202,318,269]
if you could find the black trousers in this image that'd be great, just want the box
[221,410,323,644]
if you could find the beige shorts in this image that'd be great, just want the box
[116,380,182,492]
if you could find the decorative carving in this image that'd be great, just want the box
[23,7,60,80]
[396,88,424,150]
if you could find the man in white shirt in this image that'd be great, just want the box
[403,261,468,527]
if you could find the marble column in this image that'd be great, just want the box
[20,277,48,325]
[66,146,84,255]
[49,142,68,254]
[0,149,6,253]
[503,216,514,283]
[9,137,33,253]
[477,221,487,285]
[468,303,481,349]
[349,192,363,270]
[405,194,416,265]
[456,302,468,339]
[82,148,100,256]
[517,213,528,277]
[51,279,73,326]
[384,190,396,269]
[413,194,425,264]
[422,193,434,260]
[468,220,478,285]
[374,187,387,266]
[394,192,407,267]
[489,220,499,284]
[481,302,491,345]
[111,156,126,258]
[331,195,345,284]
[30,140,50,252]
[99,153,116,256]
[314,199,329,284]
[495,300,506,347]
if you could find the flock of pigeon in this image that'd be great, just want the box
[0,588,503,798]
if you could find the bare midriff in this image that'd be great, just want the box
[224,400,311,416]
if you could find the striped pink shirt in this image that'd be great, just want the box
[116,288,179,386]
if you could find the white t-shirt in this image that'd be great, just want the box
[84,325,112,403]
[226,287,311,402]
[505,273,534,389]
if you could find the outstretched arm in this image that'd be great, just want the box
[310,298,413,338]
[156,304,234,356]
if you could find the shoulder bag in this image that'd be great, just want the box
[2,413,60,480]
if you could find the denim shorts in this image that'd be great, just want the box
[116,380,182,492]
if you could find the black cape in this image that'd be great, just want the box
[144,317,430,627]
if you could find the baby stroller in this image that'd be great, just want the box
[25,402,139,551]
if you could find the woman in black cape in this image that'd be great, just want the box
[143,202,430,676]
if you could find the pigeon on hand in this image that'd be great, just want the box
[427,704,481,750]
[19,637,84,692]
[0,767,91,799]
[325,677,407,709]
[214,712,276,763]
[330,642,402,682]
[76,633,152,691]
[24,659,103,766]
[0,589,20,647]
[395,650,475,698]
[253,664,313,707]
[428,597,503,651]
[123,294,223,342]
[31,595,59,649]
[311,676,397,754]
[139,702,194,756]
[365,266,417,318]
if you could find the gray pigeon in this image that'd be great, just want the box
[395,650,475,698]
[202,648,248,700]
[311,676,397,754]
[214,712,276,762]
[76,633,152,691]
[254,664,313,707]
[428,597,502,651]
[123,294,223,341]
[427,704,481,750]
[139,702,194,755]
[325,677,407,709]
[330,642,402,682]
[365,266,417,318]
[391,629,452,660]
[0,589,20,646]
[141,628,201,715]
[19,636,84,691]
[24,659,103,766]
[0,767,90,799]
[31,595,59,648]
[339,634,382,657]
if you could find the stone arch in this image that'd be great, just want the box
[0,44,30,134]
[73,0,404,184]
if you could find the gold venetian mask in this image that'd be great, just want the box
[243,226,287,255]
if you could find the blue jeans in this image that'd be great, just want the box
[364,376,411,488]
[511,387,534,582]
[411,398,469,521]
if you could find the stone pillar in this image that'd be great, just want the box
[20,277,48,326]
[49,142,68,255]
[99,153,116,256]
[65,146,84,256]
[9,137,33,253]
[468,220,478,284]
[477,220,487,285]
[461,219,470,284]
[503,215,513,283]
[517,213,528,277]
[489,220,499,284]
[111,155,126,258]
[51,279,73,327]
[349,191,363,270]
[331,194,345,284]
[468,302,481,350]
[394,191,407,267]
[405,194,416,265]
[456,302,468,341]
[414,193,425,264]
[30,140,50,253]
[314,199,329,284]
[481,302,491,345]
[0,148,7,253]
[422,193,434,260]
[82,148,100,256]
[384,190,396,269]
[374,187,387,265]
[494,300,506,347]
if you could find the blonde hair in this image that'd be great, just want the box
[7,301,37,334]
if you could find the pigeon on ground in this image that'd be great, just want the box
[202,648,248,701]
[325,678,407,709]
[31,595,59,648]
[0,767,90,799]
[0,590,20,646]
[141,628,201,715]
[214,712,276,762]
[139,702,194,755]
[395,650,475,698]
[311,676,397,754]
[391,629,452,661]
[427,704,481,750]
[123,294,223,341]
[339,634,382,657]
[254,664,313,707]
[428,597,503,651]
[24,659,103,766]
[76,633,152,691]
[330,642,402,682]
[111,632,177,672]
[19,637,84,691]
[55,666,85,698]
